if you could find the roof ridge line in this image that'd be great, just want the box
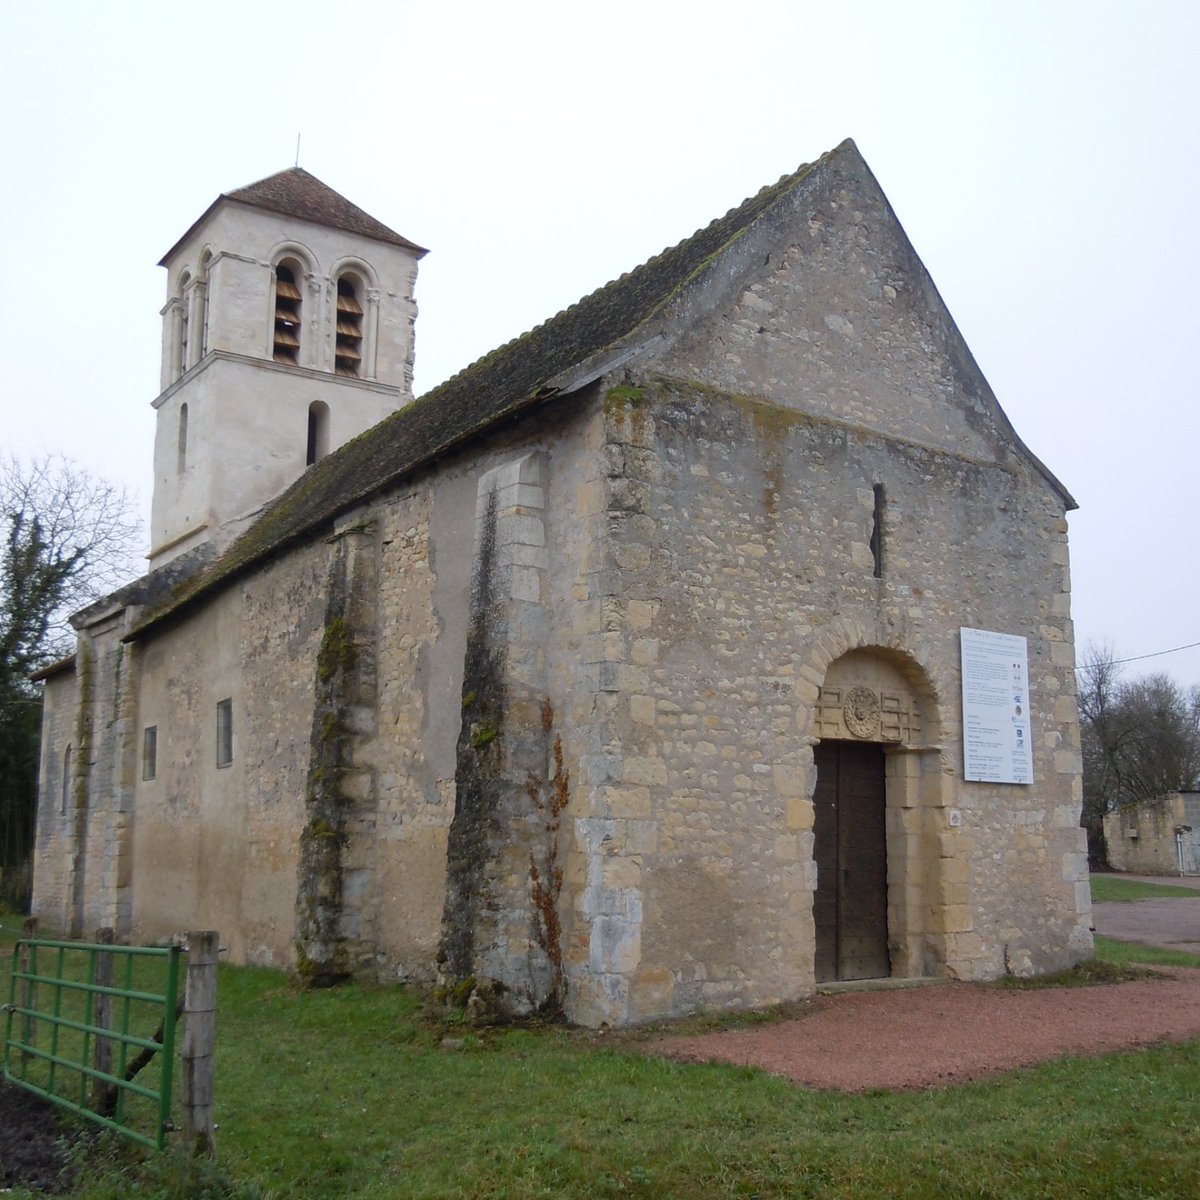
[418,151,831,400]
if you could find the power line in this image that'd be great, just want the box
[1076,639,1200,670]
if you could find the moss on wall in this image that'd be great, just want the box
[317,614,356,684]
[527,703,569,1013]
[68,640,96,938]
[294,550,359,987]
[440,490,506,984]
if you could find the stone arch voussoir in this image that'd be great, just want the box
[800,617,949,749]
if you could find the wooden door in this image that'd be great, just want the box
[812,740,890,983]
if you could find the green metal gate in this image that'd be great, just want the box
[3,937,183,1149]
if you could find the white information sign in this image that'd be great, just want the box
[960,627,1033,785]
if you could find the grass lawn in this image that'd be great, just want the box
[1090,874,1200,903]
[4,917,1200,1199]
[1093,934,1200,970]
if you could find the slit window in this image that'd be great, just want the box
[177,403,189,473]
[335,277,363,377]
[216,698,233,768]
[870,483,885,579]
[61,745,72,815]
[142,726,158,781]
[273,264,302,364]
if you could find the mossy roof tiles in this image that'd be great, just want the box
[130,144,843,638]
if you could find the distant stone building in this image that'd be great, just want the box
[33,140,1093,1027]
[1104,793,1200,875]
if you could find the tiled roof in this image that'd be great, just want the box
[130,143,846,638]
[225,168,427,254]
[159,168,426,265]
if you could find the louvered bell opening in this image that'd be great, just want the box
[274,326,300,349]
[335,336,362,375]
[336,292,363,316]
[276,278,302,301]
[273,346,299,364]
[336,317,363,336]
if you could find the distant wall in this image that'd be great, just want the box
[1104,794,1200,875]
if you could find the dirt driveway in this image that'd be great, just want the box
[652,876,1200,1091]
[651,967,1200,1091]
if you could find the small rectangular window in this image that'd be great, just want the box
[216,699,233,768]
[142,726,158,781]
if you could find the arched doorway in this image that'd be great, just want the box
[809,646,946,983]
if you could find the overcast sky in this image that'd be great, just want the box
[2,0,1197,686]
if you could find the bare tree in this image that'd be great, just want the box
[1,453,142,666]
[1078,642,1200,866]
[0,454,142,907]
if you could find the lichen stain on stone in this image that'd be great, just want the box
[68,640,96,937]
[440,489,506,984]
[527,722,569,1013]
[762,454,784,520]
[294,553,357,988]
[317,613,356,683]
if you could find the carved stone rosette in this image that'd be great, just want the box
[843,686,882,739]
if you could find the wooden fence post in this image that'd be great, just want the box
[19,916,37,1059]
[181,930,218,1157]
[92,927,114,1107]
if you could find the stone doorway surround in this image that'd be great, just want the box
[810,642,951,982]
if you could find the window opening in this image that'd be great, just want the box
[273,265,302,365]
[61,745,72,815]
[142,726,158,781]
[870,483,885,579]
[334,277,363,376]
[306,401,330,466]
[216,698,233,767]
[177,403,189,474]
[198,251,212,360]
[177,273,191,377]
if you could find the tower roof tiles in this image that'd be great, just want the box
[159,167,426,265]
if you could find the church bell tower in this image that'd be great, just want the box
[148,169,426,569]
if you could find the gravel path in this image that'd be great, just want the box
[651,967,1200,1091]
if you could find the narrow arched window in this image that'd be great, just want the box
[177,403,189,473]
[335,276,363,376]
[177,272,191,377]
[307,401,330,465]
[197,250,212,359]
[273,264,302,365]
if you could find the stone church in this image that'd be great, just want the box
[32,140,1093,1027]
